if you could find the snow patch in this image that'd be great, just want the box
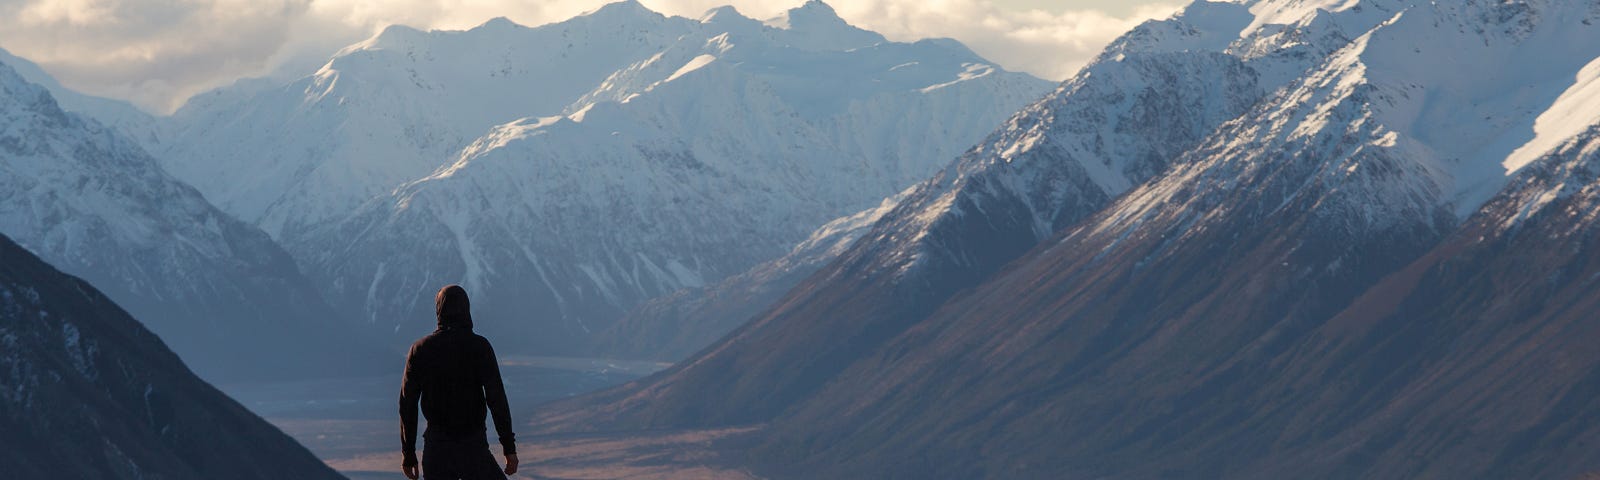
[1505,55,1600,173]
[436,203,488,295]
[364,261,388,324]
[662,258,705,289]
[921,63,995,93]
[577,263,620,304]
[1245,0,1362,38]
[666,54,717,83]
[61,322,97,380]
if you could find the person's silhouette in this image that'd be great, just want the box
[400,285,518,479]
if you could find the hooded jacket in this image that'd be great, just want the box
[399,285,515,468]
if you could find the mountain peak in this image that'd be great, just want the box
[0,59,65,123]
[700,5,751,23]
[0,47,63,92]
[761,0,885,50]
[476,16,523,30]
[366,23,428,50]
[795,0,839,16]
[767,0,845,29]
[584,0,660,19]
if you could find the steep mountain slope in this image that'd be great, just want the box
[1262,125,1600,480]
[528,0,1289,432]
[0,47,160,145]
[0,233,343,479]
[533,1,1600,478]
[0,59,381,381]
[596,195,901,361]
[179,1,1052,350]
[159,1,703,234]
[762,31,1600,475]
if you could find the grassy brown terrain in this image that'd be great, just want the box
[329,427,764,480]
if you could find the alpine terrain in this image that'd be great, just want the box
[0,233,343,479]
[597,194,902,361]
[530,0,1600,478]
[0,48,160,147]
[150,0,1053,351]
[0,58,381,381]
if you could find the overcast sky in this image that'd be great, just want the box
[0,0,1183,113]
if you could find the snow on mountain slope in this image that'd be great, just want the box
[1083,0,1600,255]
[1505,55,1600,174]
[830,0,1291,279]
[0,59,381,382]
[0,47,161,146]
[529,3,1600,476]
[526,0,1310,434]
[1215,125,1600,480]
[779,76,1600,480]
[760,0,887,50]
[681,2,1600,478]
[159,0,700,236]
[184,1,1053,350]
[755,2,1600,477]
[1492,121,1600,230]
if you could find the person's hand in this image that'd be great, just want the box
[402,464,419,480]
[504,453,519,475]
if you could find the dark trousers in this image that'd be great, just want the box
[422,437,506,480]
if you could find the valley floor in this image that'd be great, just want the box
[329,427,765,480]
[219,356,682,480]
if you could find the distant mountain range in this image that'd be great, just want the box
[530,1,1600,478]
[0,57,383,382]
[145,0,1053,351]
[2,0,1048,365]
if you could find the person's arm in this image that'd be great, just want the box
[399,344,423,470]
[479,340,516,459]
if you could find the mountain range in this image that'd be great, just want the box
[147,0,1052,351]
[9,0,1600,477]
[0,57,382,381]
[529,0,1600,478]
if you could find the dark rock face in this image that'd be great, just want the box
[0,234,344,480]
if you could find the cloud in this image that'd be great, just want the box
[0,0,323,111]
[0,0,1180,113]
[823,1,1183,81]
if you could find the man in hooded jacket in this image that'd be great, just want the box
[400,285,518,479]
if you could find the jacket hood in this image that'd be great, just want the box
[435,284,473,329]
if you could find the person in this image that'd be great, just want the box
[400,285,519,479]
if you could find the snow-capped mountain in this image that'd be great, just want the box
[159,1,703,233]
[0,58,382,381]
[158,0,1052,349]
[1261,124,1600,480]
[0,233,343,479]
[0,47,161,146]
[530,0,1290,431]
[531,1,1600,478]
